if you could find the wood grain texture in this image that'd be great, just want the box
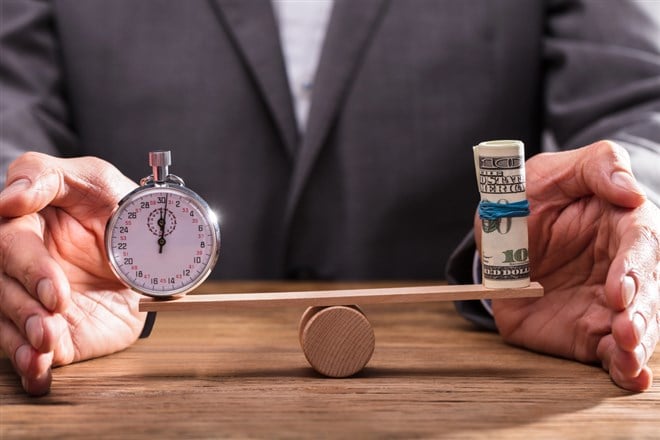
[299,305,375,377]
[1,281,658,439]
[139,282,544,312]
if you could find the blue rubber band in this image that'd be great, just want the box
[478,200,530,220]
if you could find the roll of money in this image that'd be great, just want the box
[473,140,530,288]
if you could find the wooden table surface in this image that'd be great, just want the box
[1,281,658,439]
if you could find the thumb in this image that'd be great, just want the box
[0,152,63,217]
[0,152,135,218]
[528,140,646,209]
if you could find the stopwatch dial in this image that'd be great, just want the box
[147,207,177,237]
[106,187,219,297]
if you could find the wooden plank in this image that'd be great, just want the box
[139,282,543,312]
[5,297,658,438]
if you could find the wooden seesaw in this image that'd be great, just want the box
[139,282,543,377]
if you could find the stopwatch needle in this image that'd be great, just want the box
[158,194,168,253]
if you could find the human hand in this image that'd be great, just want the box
[477,141,659,392]
[0,152,145,395]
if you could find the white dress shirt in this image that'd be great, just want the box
[272,0,334,133]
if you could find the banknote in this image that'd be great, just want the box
[473,140,530,288]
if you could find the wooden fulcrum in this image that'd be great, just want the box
[140,282,543,377]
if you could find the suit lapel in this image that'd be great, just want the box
[285,0,389,220]
[209,0,299,157]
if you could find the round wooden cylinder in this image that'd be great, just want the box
[298,305,375,378]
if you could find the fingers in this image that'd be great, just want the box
[612,310,658,377]
[527,140,646,209]
[598,330,655,392]
[0,204,70,396]
[0,152,64,217]
[605,203,660,341]
[611,282,658,352]
[0,272,66,353]
[574,141,645,207]
[607,274,658,392]
[0,151,137,218]
[0,269,66,396]
[0,215,71,313]
[0,312,54,396]
[600,202,660,392]
[605,222,659,314]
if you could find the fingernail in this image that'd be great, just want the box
[611,171,643,195]
[15,344,32,374]
[0,178,31,200]
[634,344,647,367]
[27,368,52,396]
[622,276,636,307]
[25,315,44,350]
[632,313,646,342]
[37,279,57,311]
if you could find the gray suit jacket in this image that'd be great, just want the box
[1,0,659,283]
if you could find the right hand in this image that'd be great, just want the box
[478,142,659,392]
[0,152,146,395]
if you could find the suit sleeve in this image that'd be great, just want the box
[0,0,78,184]
[448,1,660,329]
[544,0,660,205]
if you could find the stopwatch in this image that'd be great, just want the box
[105,150,220,298]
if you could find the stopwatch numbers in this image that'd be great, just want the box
[108,187,218,297]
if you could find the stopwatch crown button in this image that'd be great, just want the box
[149,150,172,183]
[149,150,171,167]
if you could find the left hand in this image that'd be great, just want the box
[478,140,659,392]
[0,153,144,395]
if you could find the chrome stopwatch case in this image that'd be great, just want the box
[105,151,220,298]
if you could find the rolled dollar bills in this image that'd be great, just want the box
[473,140,530,288]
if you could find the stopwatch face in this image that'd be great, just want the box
[105,185,220,297]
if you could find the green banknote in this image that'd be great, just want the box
[473,140,530,288]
